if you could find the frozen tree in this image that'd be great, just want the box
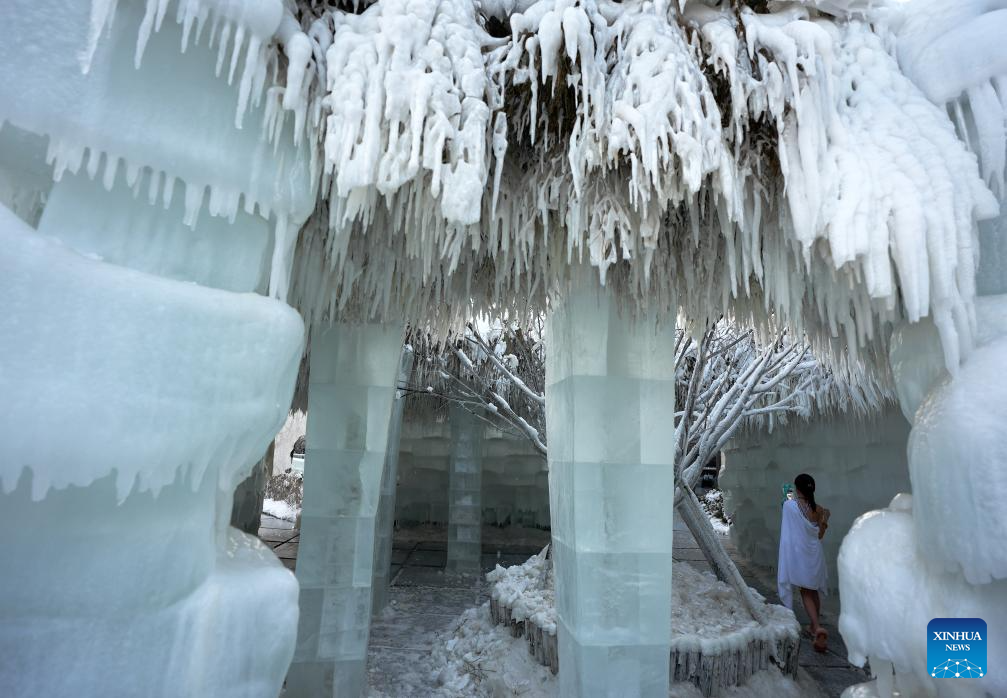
[407,317,866,621]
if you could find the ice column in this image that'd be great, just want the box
[446,403,485,572]
[372,346,415,614]
[287,322,405,698]
[545,267,677,697]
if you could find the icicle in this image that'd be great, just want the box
[268,216,298,301]
[80,0,119,74]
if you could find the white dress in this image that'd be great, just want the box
[777,498,829,609]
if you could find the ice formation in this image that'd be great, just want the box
[545,266,678,697]
[5,0,1007,695]
[0,0,313,695]
[839,495,1007,698]
[283,0,1001,378]
[446,403,485,571]
[289,321,405,697]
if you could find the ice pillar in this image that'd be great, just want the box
[446,404,485,572]
[545,268,677,697]
[286,322,404,698]
[371,346,415,614]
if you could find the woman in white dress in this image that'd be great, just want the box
[777,473,831,652]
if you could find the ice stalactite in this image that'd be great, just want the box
[288,321,405,697]
[2,0,318,299]
[545,265,678,697]
[288,0,999,382]
[446,402,485,572]
[372,345,415,614]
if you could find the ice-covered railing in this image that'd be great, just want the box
[284,0,999,377]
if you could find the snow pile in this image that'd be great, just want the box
[487,551,799,654]
[700,490,732,536]
[262,498,299,522]
[428,602,815,698]
[838,494,1007,698]
[429,603,556,697]
[486,546,556,633]
[670,560,798,654]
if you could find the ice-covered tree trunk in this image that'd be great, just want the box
[446,403,484,572]
[287,322,404,698]
[231,443,274,535]
[545,267,677,697]
[372,346,415,614]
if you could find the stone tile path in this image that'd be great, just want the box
[258,515,867,697]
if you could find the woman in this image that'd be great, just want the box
[777,473,831,652]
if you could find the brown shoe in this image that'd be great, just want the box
[813,628,828,653]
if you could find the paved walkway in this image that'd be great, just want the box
[258,515,867,697]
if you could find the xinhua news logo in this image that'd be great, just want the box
[928,618,986,679]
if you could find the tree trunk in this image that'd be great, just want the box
[675,486,766,624]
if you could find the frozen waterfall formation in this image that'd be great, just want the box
[0,0,313,696]
[4,1,1007,698]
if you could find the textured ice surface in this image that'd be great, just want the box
[289,322,404,697]
[909,305,1007,583]
[373,346,415,613]
[887,318,946,424]
[447,403,484,571]
[0,201,302,696]
[39,170,273,293]
[0,0,316,280]
[394,416,549,527]
[0,204,303,500]
[838,495,1007,697]
[545,267,677,698]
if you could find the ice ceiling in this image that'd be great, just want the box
[77,0,1007,370]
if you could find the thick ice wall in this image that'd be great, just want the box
[0,205,302,697]
[0,204,302,500]
[394,414,550,527]
[838,495,1007,698]
[720,408,911,594]
[976,201,1007,298]
[0,0,316,231]
[39,170,273,293]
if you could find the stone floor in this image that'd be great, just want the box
[258,515,868,697]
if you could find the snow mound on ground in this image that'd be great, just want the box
[671,561,798,654]
[262,498,298,522]
[486,546,556,633]
[487,550,799,654]
[428,603,820,697]
[429,603,555,697]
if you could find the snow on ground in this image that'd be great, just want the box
[427,604,556,697]
[262,498,298,522]
[421,603,821,698]
[702,490,732,536]
[671,562,798,653]
[486,550,798,654]
[486,547,556,633]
